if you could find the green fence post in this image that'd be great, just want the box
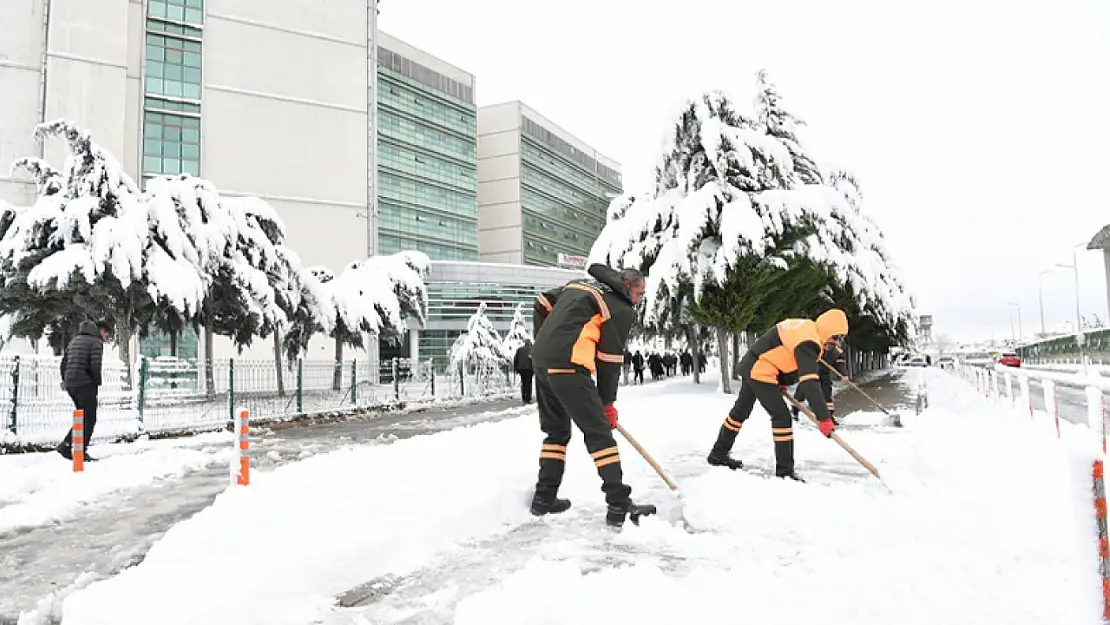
[350,359,357,405]
[393,358,400,400]
[9,355,20,435]
[228,358,235,425]
[296,357,303,414]
[137,356,149,427]
[429,359,436,399]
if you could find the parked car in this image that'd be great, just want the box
[999,352,1021,368]
[937,356,956,369]
[901,356,929,367]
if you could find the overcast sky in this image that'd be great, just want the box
[380,0,1110,343]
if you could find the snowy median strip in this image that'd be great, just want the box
[53,370,1106,625]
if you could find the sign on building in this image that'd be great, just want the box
[556,253,588,269]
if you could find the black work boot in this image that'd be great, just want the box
[56,443,72,461]
[530,493,571,516]
[776,470,805,482]
[606,500,657,527]
[707,451,744,470]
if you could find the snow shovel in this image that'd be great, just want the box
[614,423,700,530]
[819,357,904,427]
[780,391,889,490]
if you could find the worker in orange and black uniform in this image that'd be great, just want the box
[707,309,850,481]
[529,264,657,528]
[793,337,848,425]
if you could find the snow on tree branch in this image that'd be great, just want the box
[449,302,509,373]
[502,303,533,355]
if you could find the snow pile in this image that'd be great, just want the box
[0,432,233,535]
[60,370,1102,625]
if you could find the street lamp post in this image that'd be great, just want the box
[1038,269,1053,337]
[1006,301,1022,342]
[1058,242,1087,371]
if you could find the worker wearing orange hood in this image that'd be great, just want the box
[708,309,849,481]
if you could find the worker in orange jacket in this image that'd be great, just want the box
[707,309,849,481]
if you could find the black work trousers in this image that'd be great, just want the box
[711,376,795,475]
[533,368,632,506]
[518,369,534,403]
[61,385,99,450]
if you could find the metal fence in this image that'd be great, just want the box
[0,354,516,448]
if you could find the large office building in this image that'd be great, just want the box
[0,1,618,367]
[375,32,478,261]
[477,101,622,268]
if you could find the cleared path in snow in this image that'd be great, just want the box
[0,398,525,623]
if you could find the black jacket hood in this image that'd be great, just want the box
[587,264,633,305]
[77,320,101,337]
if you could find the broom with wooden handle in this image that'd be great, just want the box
[781,390,888,489]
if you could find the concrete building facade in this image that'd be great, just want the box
[0,1,618,368]
[477,101,622,268]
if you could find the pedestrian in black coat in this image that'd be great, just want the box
[58,319,111,461]
[514,340,534,404]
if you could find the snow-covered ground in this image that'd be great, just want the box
[51,370,1103,625]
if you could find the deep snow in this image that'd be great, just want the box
[57,370,1103,625]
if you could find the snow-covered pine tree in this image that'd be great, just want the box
[754,70,824,186]
[591,81,914,392]
[283,253,430,390]
[448,302,509,385]
[0,120,212,384]
[502,303,533,357]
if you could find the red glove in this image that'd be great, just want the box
[778,385,788,393]
[603,404,618,429]
[819,418,836,438]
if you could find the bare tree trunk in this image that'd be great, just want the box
[169,329,178,357]
[333,339,344,391]
[116,319,134,390]
[716,326,731,393]
[204,321,215,400]
[273,330,285,397]
[687,325,701,384]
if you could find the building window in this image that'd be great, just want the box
[148,0,204,26]
[145,30,202,100]
[143,111,201,176]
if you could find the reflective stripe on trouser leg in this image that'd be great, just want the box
[713,381,756,456]
[750,379,795,475]
[591,445,631,506]
[534,369,571,500]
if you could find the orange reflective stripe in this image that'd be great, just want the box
[565,283,611,320]
[542,444,567,452]
[595,455,621,468]
[570,314,603,373]
[597,351,623,363]
[591,446,619,459]
[799,373,819,383]
[537,293,553,311]
[540,451,566,460]
[547,368,577,374]
[773,434,794,442]
[723,417,743,432]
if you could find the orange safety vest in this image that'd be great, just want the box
[749,319,823,384]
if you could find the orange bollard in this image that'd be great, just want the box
[1093,460,1110,620]
[236,409,250,486]
[72,409,84,472]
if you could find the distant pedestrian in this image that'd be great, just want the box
[57,320,111,462]
[514,340,534,404]
[632,351,645,384]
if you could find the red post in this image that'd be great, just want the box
[236,409,250,486]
